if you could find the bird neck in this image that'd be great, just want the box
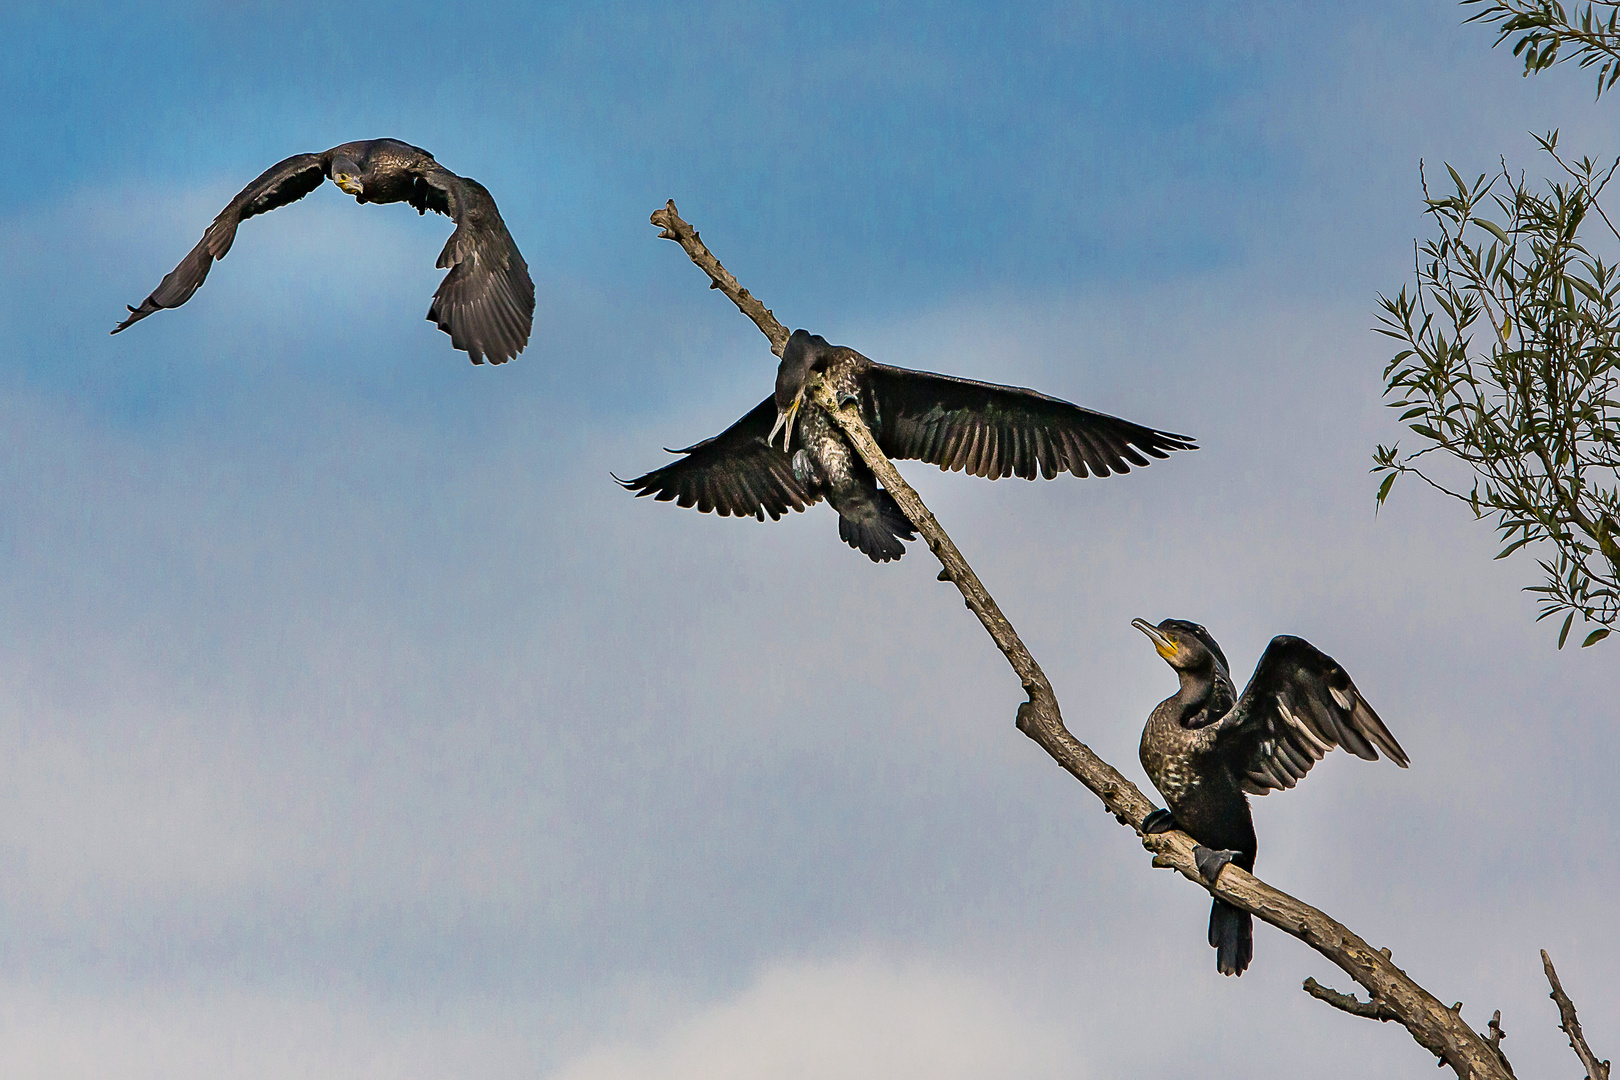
[1173,664,1219,724]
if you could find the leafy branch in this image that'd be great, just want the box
[1464,0,1620,98]
[1374,136,1620,647]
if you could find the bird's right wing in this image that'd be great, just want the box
[1210,636,1410,795]
[617,397,819,521]
[113,152,330,333]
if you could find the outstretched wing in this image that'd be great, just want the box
[412,165,534,365]
[113,152,330,333]
[617,397,819,521]
[867,364,1196,480]
[1214,636,1409,795]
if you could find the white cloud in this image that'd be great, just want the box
[546,955,1076,1080]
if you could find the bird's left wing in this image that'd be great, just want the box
[617,396,818,521]
[411,165,534,364]
[865,365,1195,479]
[1212,636,1409,795]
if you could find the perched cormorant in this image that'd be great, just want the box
[113,139,533,364]
[1131,618,1409,976]
[619,330,1196,561]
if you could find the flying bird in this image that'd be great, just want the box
[1131,618,1409,976]
[113,139,534,364]
[619,329,1197,561]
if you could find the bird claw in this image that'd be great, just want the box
[1193,845,1242,884]
[1140,808,1176,834]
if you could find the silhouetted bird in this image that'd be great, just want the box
[619,330,1196,561]
[113,139,533,364]
[1131,618,1409,976]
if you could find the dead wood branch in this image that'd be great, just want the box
[651,200,789,354]
[652,201,1521,1080]
[1303,977,1402,1022]
[1544,950,1612,1080]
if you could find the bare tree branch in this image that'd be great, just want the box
[654,202,1519,1080]
[1543,950,1613,1080]
[650,200,789,354]
[1303,977,1402,1022]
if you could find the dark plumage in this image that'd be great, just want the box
[113,139,534,364]
[1132,618,1409,976]
[618,330,1196,562]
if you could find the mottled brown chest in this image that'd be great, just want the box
[1139,707,1209,809]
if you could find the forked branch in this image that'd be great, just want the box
[648,199,1593,1080]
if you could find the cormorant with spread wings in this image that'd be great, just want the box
[618,330,1196,561]
[113,139,533,364]
[1131,618,1410,976]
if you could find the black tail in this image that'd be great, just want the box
[836,488,916,563]
[1208,899,1252,976]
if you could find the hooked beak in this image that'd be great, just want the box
[1131,618,1179,660]
[768,394,803,452]
[333,173,364,197]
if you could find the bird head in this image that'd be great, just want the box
[1132,618,1223,673]
[768,329,834,452]
[331,157,365,198]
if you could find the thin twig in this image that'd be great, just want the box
[655,203,1518,1080]
[1303,977,1402,1022]
[1483,1010,1518,1079]
[1543,950,1612,1080]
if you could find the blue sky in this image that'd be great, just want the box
[1,2,1615,1078]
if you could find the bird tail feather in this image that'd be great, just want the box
[836,489,917,562]
[1208,899,1253,976]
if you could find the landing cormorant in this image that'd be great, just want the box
[619,330,1196,561]
[113,139,533,364]
[1131,618,1409,976]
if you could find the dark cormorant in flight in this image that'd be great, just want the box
[113,139,533,364]
[1131,618,1409,976]
[619,330,1196,561]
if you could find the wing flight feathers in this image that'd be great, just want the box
[1220,636,1409,796]
[866,364,1195,480]
[112,153,329,333]
[617,397,818,521]
[419,168,534,365]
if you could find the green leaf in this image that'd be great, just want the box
[1558,611,1575,648]
[1376,472,1397,506]
[1496,535,1534,559]
[1477,219,1511,244]
[1581,628,1611,647]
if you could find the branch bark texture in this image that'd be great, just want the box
[1543,950,1612,1080]
[651,200,789,354]
[654,201,1521,1080]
